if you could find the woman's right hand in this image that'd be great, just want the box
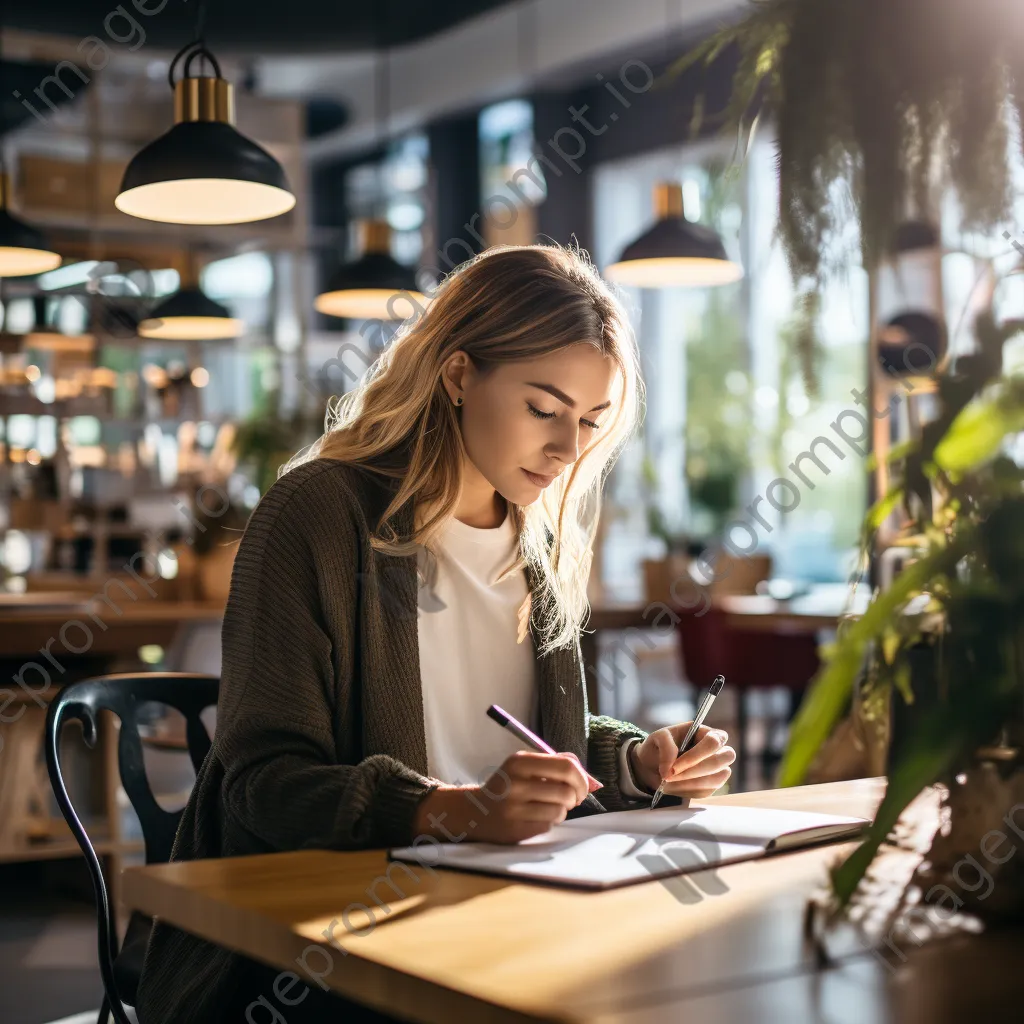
[413,750,591,845]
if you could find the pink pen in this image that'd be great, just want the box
[486,704,604,792]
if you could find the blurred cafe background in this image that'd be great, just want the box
[3,1,1023,1020]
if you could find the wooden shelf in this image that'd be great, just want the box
[21,205,302,249]
[0,393,111,416]
[53,524,167,539]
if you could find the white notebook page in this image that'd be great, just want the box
[558,803,869,845]
[392,827,767,888]
[389,804,869,890]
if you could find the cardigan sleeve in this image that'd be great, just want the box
[585,713,651,811]
[567,631,651,811]
[215,467,441,853]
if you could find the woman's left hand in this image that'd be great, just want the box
[629,723,736,799]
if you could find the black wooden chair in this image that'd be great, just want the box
[45,672,219,1024]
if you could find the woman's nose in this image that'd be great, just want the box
[549,422,580,464]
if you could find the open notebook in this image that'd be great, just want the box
[388,803,871,890]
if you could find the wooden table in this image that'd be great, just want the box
[121,778,1022,1023]
[0,598,226,659]
[581,602,661,715]
[580,930,1024,1023]
[716,587,870,634]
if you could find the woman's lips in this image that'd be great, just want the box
[522,468,558,487]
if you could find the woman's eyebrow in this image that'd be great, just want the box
[526,382,611,412]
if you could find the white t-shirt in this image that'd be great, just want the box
[416,508,652,801]
[417,508,538,787]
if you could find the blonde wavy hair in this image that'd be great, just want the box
[281,242,644,655]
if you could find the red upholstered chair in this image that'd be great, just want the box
[676,608,821,790]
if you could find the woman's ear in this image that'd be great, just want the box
[441,349,477,406]
[440,350,467,403]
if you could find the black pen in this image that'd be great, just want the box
[650,674,726,810]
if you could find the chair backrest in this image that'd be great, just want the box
[45,672,219,1022]
[709,553,772,597]
[677,608,821,690]
[728,629,821,690]
[47,672,220,865]
[676,607,736,685]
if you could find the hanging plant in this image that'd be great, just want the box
[673,0,1024,285]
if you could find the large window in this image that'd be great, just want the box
[478,99,545,247]
[343,133,431,268]
[593,132,870,596]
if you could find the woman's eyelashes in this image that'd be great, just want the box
[526,402,600,431]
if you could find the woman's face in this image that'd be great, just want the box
[444,343,617,506]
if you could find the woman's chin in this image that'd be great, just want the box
[511,484,542,506]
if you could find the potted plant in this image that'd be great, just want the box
[686,442,743,540]
[231,409,306,497]
[640,454,693,605]
[189,490,252,604]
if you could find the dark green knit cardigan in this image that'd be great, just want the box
[136,457,650,1023]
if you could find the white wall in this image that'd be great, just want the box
[255,0,744,163]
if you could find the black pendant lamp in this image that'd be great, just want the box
[314,2,425,323]
[0,169,62,278]
[138,287,242,341]
[605,182,743,288]
[115,40,295,225]
[315,219,426,321]
[0,29,62,277]
[138,255,242,340]
[875,220,947,379]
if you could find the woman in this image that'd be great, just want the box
[137,243,736,1023]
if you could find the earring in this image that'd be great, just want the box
[456,396,463,406]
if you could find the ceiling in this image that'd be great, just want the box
[0,1,521,53]
[0,0,746,164]
[1,57,80,132]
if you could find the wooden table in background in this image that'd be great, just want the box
[121,778,1023,1024]
[581,589,863,716]
[580,601,664,716]
[0,599,224,886]
[0,598,226,660]
[716,588,869,634]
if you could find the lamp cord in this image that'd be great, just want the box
[0,27,6,178]
[168,0,217,88]
[194,0,209,42]
[516,1,537,83]
[372,0,390,221]
[376,0,389,151]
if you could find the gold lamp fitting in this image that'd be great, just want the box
[174,76,235,125]
[360,219,392,254]
[653,182,684,219]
